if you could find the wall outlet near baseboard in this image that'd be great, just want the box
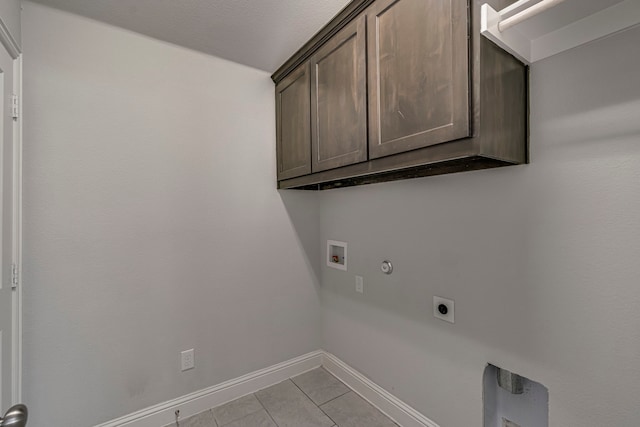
[181,349,195,371]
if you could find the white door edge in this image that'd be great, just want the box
[0,12,21,408]
[11,54,22,405]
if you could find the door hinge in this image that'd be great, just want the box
[11,263,18,289]
[11,94,18,120]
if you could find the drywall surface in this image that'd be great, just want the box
[22,3,320,426]
[319,26,640,427]
[0,0,21,48]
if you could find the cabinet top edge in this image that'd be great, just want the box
[271,0,477,83]
[271,0,376,83]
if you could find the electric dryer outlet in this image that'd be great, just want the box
[433,296,455,323]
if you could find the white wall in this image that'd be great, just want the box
[0,0,21,48]
[319,25,640,427]
[22,3,321,426]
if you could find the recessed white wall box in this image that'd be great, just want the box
[327,240,347,271]
[433,296,455,323]
[484,364,549,427]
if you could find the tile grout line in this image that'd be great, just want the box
[290,377,317,404]
[290,376,341,427]
[316,389,351,407]
[212,409,219,427]
[253,390,282,427]
[319,368,402,427]
[291,368,351,407]
[292,367,351,420]
[316,394,344,427]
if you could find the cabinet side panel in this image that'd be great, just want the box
[471,0,528,163]
[478,37,528,163]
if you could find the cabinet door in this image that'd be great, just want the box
[367,0,470,159]
[276,62,311,180]
[311,15,367,172]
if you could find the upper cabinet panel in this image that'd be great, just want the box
[367,0,470,159]
[276,63,312,180]
[311,15,368,173]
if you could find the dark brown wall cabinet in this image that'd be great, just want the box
[276,63,311,180]
[273,0,528,190]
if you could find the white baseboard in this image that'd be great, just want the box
[322,352,439,427]
[94,351,323,427]
[96,350,438,427]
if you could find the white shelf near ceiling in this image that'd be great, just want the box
[481,0,640,64]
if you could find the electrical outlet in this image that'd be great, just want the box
[433,296,455,323]
[355,275,364,293]
[181,349,195,371]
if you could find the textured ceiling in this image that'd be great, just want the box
[28,0,352,72]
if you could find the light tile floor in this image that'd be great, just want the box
[164,368,398,427]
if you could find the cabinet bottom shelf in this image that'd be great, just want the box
[278,156,519,190]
